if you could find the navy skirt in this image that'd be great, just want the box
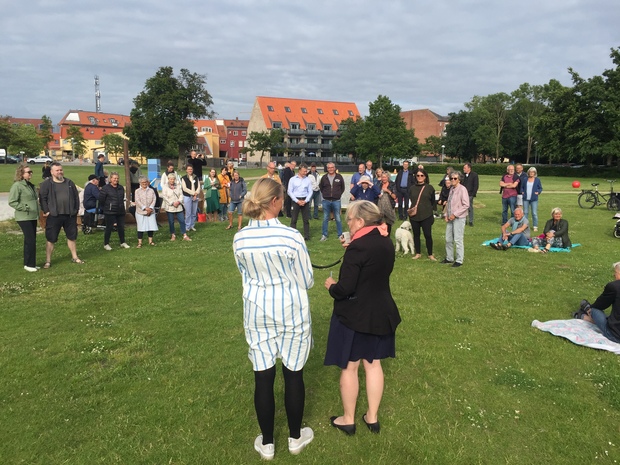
[324,314,396,369]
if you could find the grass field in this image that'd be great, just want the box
[1,165,620,464]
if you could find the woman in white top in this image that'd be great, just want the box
[134,176,158,247]
[233,178,314,460]
[161,173,191,241]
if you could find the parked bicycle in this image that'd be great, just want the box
[577,179,620,210]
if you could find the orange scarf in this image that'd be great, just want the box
[351,223,389,242]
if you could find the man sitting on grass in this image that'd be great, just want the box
[491,207,530,250]
[574,261,620,344]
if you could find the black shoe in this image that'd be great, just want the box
[469,222,473,226]
[580,299,591,312]
[440,259,452,264]
[362,414,380,434]
[330,416,356,435]
[452,262,462,268]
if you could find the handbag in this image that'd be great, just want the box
[407,186,425,217]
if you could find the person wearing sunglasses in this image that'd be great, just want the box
[9,164,40,271]
[441,171,469,267]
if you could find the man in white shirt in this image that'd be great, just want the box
[308,163,322,219]
[288,164,313,240]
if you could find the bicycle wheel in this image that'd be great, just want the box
[607,195,620,211]
[578,191,597,209]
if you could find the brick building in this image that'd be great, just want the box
[400,109,449,144]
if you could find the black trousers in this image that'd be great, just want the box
[17,220,37,267]
[104,214,126,245]
[290,202,310,239]
[411,215,434,256]
[396,188,409,219]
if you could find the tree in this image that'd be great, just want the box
[444,110,480,162]
[0,118,13,164]
[40,115,54,156]
[421,135,445,161]
[466,92,513,162]
[124,67,214,166]
[65,125,87,161]
[356,95,419,167]
[102,133,125,160]
[9,124,45,158]
[331,116,365,161]
[511,83,545,164]
[243,129,286,165]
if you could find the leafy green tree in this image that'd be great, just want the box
[356,95,419,167]
[466,92,513,162]
[39,115,54,156]
[124,67,214,166]
[331,116,365,161]
[9,124,45,157]
[102,133,125,160]
[65,125,88,161]
[0,117,14,163]
[243,129,286,165]
[511,83,545,163]
[421,135,445,161]
[444,110,480,162]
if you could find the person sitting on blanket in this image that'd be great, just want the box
[531,207,571,253]
[491,207,530,250]
[574,261,620,344]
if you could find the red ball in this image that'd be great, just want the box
[572,180,581,188]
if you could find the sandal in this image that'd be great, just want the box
[71,258,85,264]
[43,262,51,269]
[149,242,156,246]
[225,225,233,230]
[136,243,142,248]
[540,247,549,254]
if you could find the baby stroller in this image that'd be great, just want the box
[82,203,105,234]
[614,213,620,238]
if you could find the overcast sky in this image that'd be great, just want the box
[1,0,618,125]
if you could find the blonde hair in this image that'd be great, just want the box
[347,200,382,226]
[14,163,30,182]
[242,178,284,220]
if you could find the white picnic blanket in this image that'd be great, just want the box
[532,319,620,354]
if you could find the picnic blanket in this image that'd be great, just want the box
[481,238,580,252]
[532,318,620,354]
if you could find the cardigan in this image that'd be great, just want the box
[329,229,401,335]
[542,218,571,248]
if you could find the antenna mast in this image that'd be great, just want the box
[95,75,101,113]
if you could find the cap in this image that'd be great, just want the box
[359,175,371,184]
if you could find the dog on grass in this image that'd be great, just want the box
[394,220,414,255]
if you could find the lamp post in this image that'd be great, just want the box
[441,145,445,163]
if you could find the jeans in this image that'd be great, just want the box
[468,196,474,225]
[589,308,620,343]
[219,203,228,221]
[166,211,186,235]
[501,232,530,246]
[322,199,342,237]
[501,196,517,224]
[311,190,321,219]
[523,200,538,228]
[445,217,466,263]
[184,196,198,230]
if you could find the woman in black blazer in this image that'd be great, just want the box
[324,200,401,435]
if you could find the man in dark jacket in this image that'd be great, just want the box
[462,163,479,226]
[99,171,129,250]
[319,162,345,241]
[394,161,414,220]
[577,262,620,343]
[186,150,207,180]
[280,161,296,218]
[39,162,84,266]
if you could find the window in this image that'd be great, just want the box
[267,105,274,112]
[220,139,226,144]
[290,123,300,130]
[323,124,332,131]
[238,141,243,147]
[307,123,316,130]
[230,141,235,147]
[301,108,307,113]
[242,131,246,136]
[317,108,323,114]
[272,122,282,129]
[332,109,339,115]
[285,106,291,112]
[233,131,238,136]
[348,110,354,117]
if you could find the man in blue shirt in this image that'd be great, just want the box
[394,161,414,220]
[288,164,313,240]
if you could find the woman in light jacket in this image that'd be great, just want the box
[161,173,191,241]
[217,167,230,222]
[521,166,543,231]
[8,164,40,271]
[181,164,201,232]
[134,175,158,247]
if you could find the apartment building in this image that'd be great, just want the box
[399,109,449,144]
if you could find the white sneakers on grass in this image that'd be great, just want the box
[24,266,40,272]
[254,427,313,460]
[104,244,112,251]
[120,243,130,248]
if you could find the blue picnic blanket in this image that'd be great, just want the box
[481,238,581,252]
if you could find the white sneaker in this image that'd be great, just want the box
[320,235,327,241]
[254,435,274,460]
[24,266,38,272]
[120,243,130,249]
[190,227,196,232]
[288,427,313,455]
[104,244,112,251]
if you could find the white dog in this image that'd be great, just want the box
[394,220,415,255]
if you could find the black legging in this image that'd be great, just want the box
[411,215,434,255]
[254,365,305,444]
[104,214,126,245]
[17,220,37,267]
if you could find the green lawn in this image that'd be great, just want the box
[1,174,620,463]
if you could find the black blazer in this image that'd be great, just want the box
[329,229,401,335]
[394,169,414,192]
